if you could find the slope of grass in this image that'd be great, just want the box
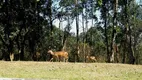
[0,61,142,80]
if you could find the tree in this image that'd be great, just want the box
[0,0,46,61]
[110,0,118,63]
[101,0,110,62]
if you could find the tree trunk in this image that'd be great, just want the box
[124,0,135,64]
[8,39,14,61]
[110,0,118,63]
[122,31,127,63]
[75,0,80,62]
[20,40,25,60]
[81,1,86,62]
[59,19,64,51]
[48,0,53,49]
[76,14,80,62]
[128,24,135,64]
[103,1,110,63]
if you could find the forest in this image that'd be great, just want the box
[0,0,142,64]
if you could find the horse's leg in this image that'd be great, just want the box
[65,58,67,62]
[57,56,59,62]
[59,56,63,62]
[65,57,68,62]
[63,57,65,62]
[59,56,61,62]
[50,58,53,62]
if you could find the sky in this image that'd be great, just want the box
[136,0,142,5]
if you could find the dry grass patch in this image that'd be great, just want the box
[0,61,142,80]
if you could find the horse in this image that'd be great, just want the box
[86,56,97,62]
[47,50,68,62]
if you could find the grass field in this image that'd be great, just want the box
[0,61,142,80]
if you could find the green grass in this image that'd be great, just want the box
[0,61,142,80]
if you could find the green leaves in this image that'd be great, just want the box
[97,0,102,7]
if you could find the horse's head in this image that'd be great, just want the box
[47,50,54,55]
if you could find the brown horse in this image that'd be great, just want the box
[32,52,41,61]
[47,50,68,62]
[86,56,97,62]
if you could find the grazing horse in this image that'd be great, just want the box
[86,56,97,62]
[47,50,68,62]
[32,52,41,61]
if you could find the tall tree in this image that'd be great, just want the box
[75,0,80,62]
[101,0,110,62]
[123,0,135,64]
[110,0,118,63]
[81,0,86,62]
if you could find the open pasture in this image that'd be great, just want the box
[0,61,142,80]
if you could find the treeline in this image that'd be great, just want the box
[0,0,142,64]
